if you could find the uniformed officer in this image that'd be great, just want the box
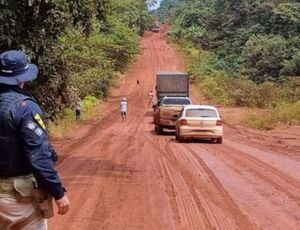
[0,50,70,229]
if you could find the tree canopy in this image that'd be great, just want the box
[0,0,154,118]
[157,0,300,82]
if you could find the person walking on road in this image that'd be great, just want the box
[0,50,70,230]
[120,97,127,122]
[148,90,154,105]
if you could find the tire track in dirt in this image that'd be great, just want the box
[201,142,300,205]
[162,157,208,229]
[224,138,300,178]
[189,142,300,229]
[166,142,254,229]
[195,189,237,230]
[56,131,137,229]
[143,134,254,229]
[224,124,300,159]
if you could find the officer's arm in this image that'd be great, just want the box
[14,100,65,200]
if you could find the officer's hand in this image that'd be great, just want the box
[55,195,70,215]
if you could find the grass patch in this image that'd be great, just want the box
[273,101,300,125]
[48,96,101,137]
[243,111,276,130]
[242,101,300,129]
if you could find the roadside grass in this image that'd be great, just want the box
[242,101,300,129]
[48,96,101,137]
[273,101,300,125]
[177,41,300,130]
[242,111,276,130]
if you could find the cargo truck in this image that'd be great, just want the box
[156,71,189,101]
[154,71,191,134]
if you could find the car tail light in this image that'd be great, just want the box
[216,119,222,126]
[180,119,188,126]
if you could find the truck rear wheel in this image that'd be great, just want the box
[216,137,223,144]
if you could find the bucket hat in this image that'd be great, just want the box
[0,50,38,85]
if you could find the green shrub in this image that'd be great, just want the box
[229,77,259,107]
[242,101,300,129]
[198,72,234,105]
[48,96,100,136]
[243,112,276,130]
[48,107,76,137]
[273,101,300,125]
[242,34,288,83]
[82,95,100,119]
[229,79,281,108]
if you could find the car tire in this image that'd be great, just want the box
[216,137,223,144]
[157,125,163,135]
[176,132,184,143]
[178,135,184,143]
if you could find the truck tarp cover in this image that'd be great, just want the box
[157,71,189,94]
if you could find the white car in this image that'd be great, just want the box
[175,105,223,143]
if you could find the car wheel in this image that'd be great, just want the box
[178,135,184,143]
[157,125,163,135]
[176,132,184,143]
[216,137,223,144]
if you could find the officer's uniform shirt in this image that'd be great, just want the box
[3,87,65,200]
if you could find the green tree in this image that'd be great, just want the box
[242,35,289,82]
[0,0,153,118]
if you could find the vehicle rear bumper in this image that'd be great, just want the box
[158,124,176,130]
[158,119,177,128]
[178,127,223,139]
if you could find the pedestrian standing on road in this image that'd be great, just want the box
[75,99,82,121]
[148,90,154,105]
[136,79,140,85]
[120,97,127,122]
[0,50,70,230]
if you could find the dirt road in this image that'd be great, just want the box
[50,29,300,230]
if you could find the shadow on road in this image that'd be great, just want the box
[59,156,139,179]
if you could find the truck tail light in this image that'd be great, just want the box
[216,119,222,126]
[180,119,187,126]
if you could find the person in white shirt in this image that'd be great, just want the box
[148,90,154,105]
[120,97,127,122]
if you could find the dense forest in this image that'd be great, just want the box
[0,0,154,119]
[156,0,300,128]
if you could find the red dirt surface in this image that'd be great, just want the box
[49,28,300,230]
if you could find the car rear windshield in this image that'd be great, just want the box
[186,109,217,117]
[162,98,191,105]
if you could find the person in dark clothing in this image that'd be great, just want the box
[75,99,82,121]
[0,50,70,229]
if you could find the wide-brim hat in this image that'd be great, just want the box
[0,50,38,85]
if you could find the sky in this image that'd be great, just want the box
[148,0,162,10]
